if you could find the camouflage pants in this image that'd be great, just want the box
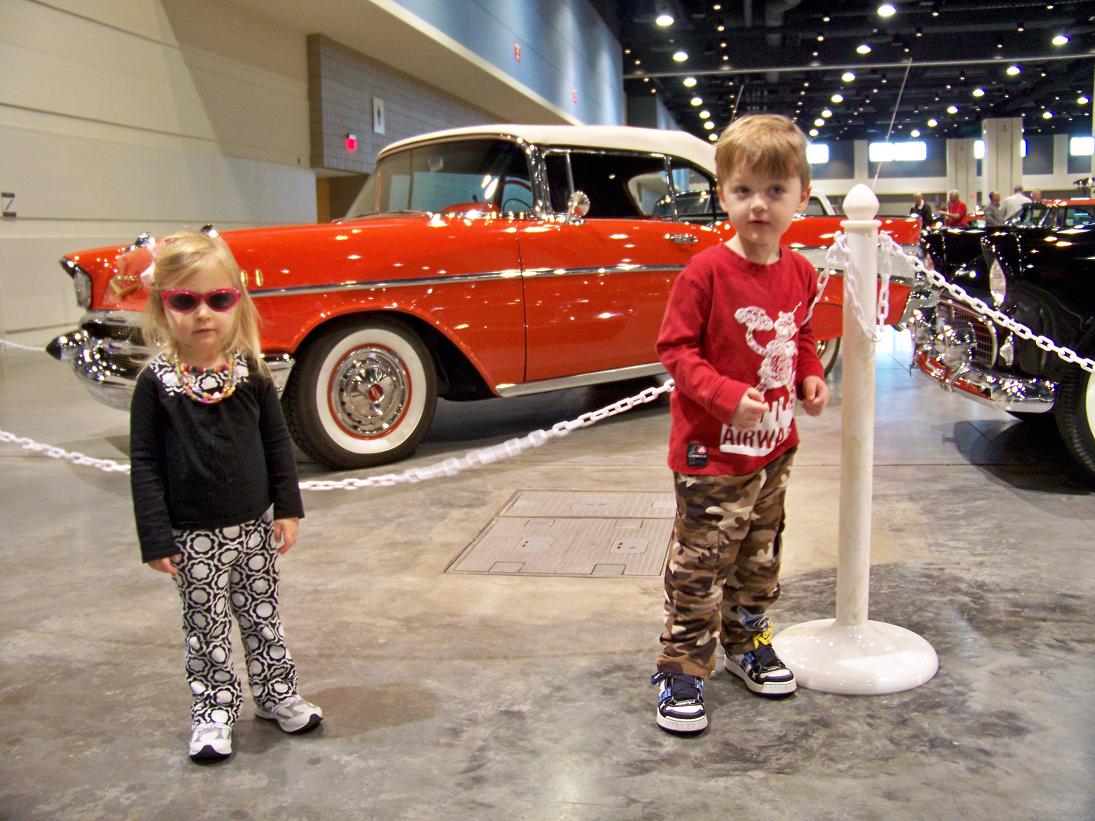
[656,448,795,678]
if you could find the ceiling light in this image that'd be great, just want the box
[699,110,710,119]
[1006,64,1021,76]
[814,118,825,127]
[683,77,697,88]
[704,121,715,130]
[928,118,938,127]
[690,96,703,106]
[915,27,923,37]
[831,93,844,103]
[910,129,921,137]
[842,71,856,83]
[713,3,721,9]
[1042,110,1053,119]
[972,88,985,97]
[817,33,825,42]
[1052,33,1070,46]
[655,13,674,27]
[946,105,958,114]
[672,50,688,62]
[717,25,725,32]
[809,128,819,137]
[857,44,872,54]
[822,109,833,118]
[1079,96,1090,105]
[877,3,896,17]
[1016,22,1025,32]
[709,133,718,142]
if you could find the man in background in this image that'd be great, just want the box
[1002,184,1031,219]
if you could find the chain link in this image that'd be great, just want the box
[878,233,1095,374]
[0,379,676,489]
[824,231,893,342]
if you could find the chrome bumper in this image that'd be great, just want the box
[48,311,294,410]
[907,297,1056,412]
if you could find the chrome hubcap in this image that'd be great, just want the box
[331,347,408,436]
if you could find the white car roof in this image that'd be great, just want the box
[379,124,716,174]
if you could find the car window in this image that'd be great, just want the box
[545,150,670,218]
[803,196,828,216]
[1063,206,1093,228]
[665,163,718,222]
[347,139,531,217]
[1009,202,1050,227]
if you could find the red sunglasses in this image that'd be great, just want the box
[160,288,241,313]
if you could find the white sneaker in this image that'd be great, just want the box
[188,723,232,761]
[255,695,323,734]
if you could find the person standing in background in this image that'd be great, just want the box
[909,193,934,228]
[1002,185,1030,219]
[939,190,969,227]
[983,191,1006,226]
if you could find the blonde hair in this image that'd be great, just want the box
[142,230,268,376]
[715,114,811,190]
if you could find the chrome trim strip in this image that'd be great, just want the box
[250,264,684,298]
[495,362,666,398]
[912,349,1057,412]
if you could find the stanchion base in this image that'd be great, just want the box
[774,618,938,695]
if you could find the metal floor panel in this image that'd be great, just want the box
[449,490,675,577]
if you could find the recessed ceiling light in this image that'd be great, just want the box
[1052,33,1070,46]
[911,129,921,137]
[809,128,819,137]
[709,133,718,142]
[704,121,715,130]
[1079,95,1090,105]
[1006,65,1021,76]
[682,77,697,88]
[673,50,688,62]
[857,44,872,55]
[814,118,825,126]
[655,13,674,27]
[699,110,710,119]
[972,88,985,97]
[690,96,703,106]
[822,109,833,117]
[831,93,844,103]
[1042,110,1053,119]
[817,33,825,42]
[928,118,939,127]
[842,71,856,83]
[877,3,896,17]
[1016,22,1025,32]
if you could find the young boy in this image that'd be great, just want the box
[651,114,830,735]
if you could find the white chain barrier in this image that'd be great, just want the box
[824,232,891,342]
[0,379,675,488]
[877,232,1095,374]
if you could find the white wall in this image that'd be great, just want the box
[0,0,317,334]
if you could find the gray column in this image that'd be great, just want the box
[946,137,978,206]
[981,117,1023,203]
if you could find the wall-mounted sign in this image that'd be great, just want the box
[372,97,385,135]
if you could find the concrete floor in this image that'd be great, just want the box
[1,328,1092,820]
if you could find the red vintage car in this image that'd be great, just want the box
[49,124,921,468]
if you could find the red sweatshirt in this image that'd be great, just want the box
[657,242,825,476]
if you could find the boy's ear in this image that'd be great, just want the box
[798,185,811,212]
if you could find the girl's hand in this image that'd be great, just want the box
[273,517,299,555]
[147,555,181,575]
[800,375,830,416]
[731,387,767,428]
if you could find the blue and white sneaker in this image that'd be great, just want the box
[725,623,796,697]
[651,672,707,734]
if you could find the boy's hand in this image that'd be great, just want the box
[800,375,830,416]
[731,387,767,428]
[147,556,180,575]
[273,517,300,555]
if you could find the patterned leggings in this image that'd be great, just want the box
[657,448,795,679]
[172,508,299,726]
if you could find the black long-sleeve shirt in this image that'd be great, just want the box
[130,353,304,562]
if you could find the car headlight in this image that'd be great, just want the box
[988,257,1007,306]
[73,271,92,308]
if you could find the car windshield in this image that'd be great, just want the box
[1007,203,1050,227]
[345,139,533,218]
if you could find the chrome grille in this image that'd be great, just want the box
[936,298,996,367]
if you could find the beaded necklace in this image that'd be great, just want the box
[172,351,239,404]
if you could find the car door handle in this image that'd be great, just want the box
[664,233,698,244]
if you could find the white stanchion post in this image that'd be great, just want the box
[773,184,938,695]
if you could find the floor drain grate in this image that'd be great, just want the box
[448,490,675,577]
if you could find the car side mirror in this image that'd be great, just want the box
[567,191,590,221]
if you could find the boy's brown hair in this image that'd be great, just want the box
[714,114,811,190]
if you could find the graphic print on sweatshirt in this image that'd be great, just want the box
[719,304,799,456]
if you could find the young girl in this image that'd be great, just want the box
[130,230,322,762]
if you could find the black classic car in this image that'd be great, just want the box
[909,190,1095,478]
